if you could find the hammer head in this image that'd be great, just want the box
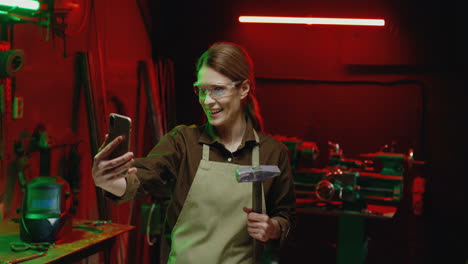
[236,165,281,182]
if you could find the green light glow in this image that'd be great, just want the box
[0,0,40,11]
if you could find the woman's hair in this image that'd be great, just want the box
[196,42,264,132]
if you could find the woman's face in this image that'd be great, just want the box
[196,66,247,128]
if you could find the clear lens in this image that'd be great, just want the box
[210,86,226,98]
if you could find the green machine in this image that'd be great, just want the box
[292,141,415,208]
[279,138,423,264]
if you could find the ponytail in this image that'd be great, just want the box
[244,83,264,132]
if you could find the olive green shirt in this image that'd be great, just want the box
[108,119,296,260]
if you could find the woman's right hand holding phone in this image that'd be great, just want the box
[92,135,137,197]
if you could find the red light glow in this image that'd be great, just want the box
[239,16,385,26]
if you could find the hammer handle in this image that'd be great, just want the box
[252,181,262,263]
[252,181,262,213]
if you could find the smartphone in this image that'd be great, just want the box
[105,113,132,159]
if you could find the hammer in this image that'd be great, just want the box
[236,165,281,263]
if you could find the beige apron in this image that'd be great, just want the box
[168,131,265,264]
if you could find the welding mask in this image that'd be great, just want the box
[19,176,72,243]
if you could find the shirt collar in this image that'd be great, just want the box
[198,117,258,147]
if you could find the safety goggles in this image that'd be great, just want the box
[193,81,242,99]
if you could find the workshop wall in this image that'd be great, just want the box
[1,0,151,237]
[0,0,154,263]
[167,0,426,157]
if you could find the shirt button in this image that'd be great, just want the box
[227,157,232,162]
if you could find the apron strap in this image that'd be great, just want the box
[252,130,260,166]
[202,144,210,161]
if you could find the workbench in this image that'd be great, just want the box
[296,199,397,264]
[0,218,134,264]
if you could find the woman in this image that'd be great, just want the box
[92,42,295,263]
